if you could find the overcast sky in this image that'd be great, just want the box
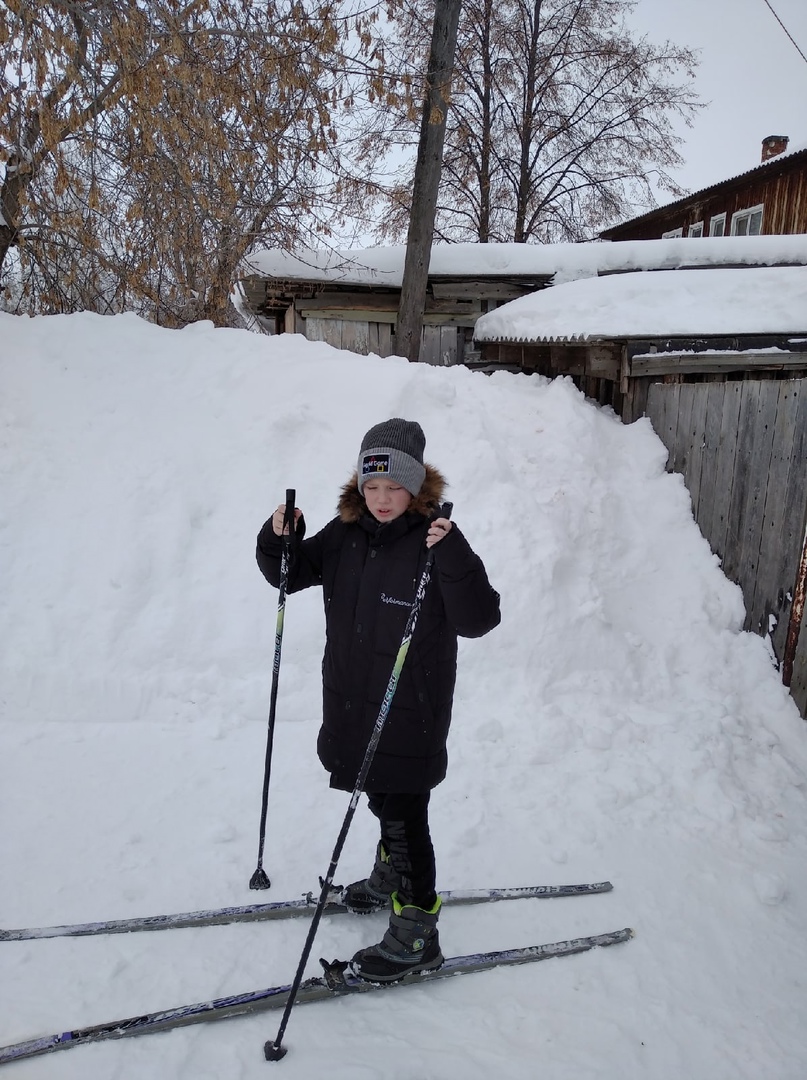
[630,0,807,198]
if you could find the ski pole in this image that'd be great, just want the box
[250,489,296,891]
[264,503,452,1062]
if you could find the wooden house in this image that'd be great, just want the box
[600,136,807,242]
[473,263,807,718]
[239,236,807,366]
[239,246,552,367]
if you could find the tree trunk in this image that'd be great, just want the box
[478,0,494,242]
[514,0,542,244]
[397,0,463,363]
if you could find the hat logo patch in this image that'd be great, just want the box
[362,453,391,476]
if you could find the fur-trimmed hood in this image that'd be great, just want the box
[337,464,447,524]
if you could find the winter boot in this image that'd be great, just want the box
[342,842,402,914]
[350,892,443,982]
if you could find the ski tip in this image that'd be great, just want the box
[264,1039,288,1062]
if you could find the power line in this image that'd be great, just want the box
[760,0,807,66]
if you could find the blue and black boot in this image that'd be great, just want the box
[350,892,443,982]
[342,842,401,915]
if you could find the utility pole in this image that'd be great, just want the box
[396,0,463,363]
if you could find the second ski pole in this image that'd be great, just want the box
[250,489,296,891]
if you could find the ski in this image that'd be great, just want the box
[0,881,613,941]
[0,927,633,1065]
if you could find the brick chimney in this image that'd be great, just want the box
[761,135,789,162]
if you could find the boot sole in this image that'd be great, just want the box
[343,900,391,916]
[349,952,445,984]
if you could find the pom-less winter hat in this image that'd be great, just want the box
[357,418,426,497]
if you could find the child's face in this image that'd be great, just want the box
[363,478,413,523]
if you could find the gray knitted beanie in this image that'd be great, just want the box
[357,418,426,497]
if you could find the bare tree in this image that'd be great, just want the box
[0,0,389,324]
[375,0,701,243]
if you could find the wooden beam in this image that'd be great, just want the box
[586,344,621,381]
[630,351,807,376]
[298,307,397,323]
[431,281,543,300]
[296,294,480,316]
[294,291,399,312]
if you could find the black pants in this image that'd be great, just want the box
[366,791,436,910]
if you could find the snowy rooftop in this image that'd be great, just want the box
[473,266,807,343]
[244,235,807,289]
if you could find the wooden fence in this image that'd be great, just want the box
[645,378,807,716]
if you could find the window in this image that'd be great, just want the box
[688,222,704,237]
[662,227,683,238]
[730,204,764,236]
[709,214,726,237]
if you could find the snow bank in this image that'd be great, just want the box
[2,310,807,1080]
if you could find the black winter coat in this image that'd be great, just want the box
[255,467,500,793]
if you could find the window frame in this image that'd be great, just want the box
[661,227,684,239]
[688,222,704,238]
[709,214,727,237]
[730,204,764,236]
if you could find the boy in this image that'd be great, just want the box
[256,418,500,981]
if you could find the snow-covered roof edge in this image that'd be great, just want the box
[473,265,807,344]
[242,235,807,290]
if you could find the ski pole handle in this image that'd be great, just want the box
[283,489,296,537]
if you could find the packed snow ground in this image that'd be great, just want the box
[2,311,807,1080]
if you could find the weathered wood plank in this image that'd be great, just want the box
[791,555,807,715]
[368,322,379,355]
[684,383,709,519]
[661,382,681,470]
[420,326,441,366]
[645,382,669,466]
[672,381,695,479]
[295,292,399,312]
[378,323,393,358]
[630,351,807,376]
[792,614,807,717]
[586,345,621,381]
[737,382,781,632]
[749,382,802,645]
[299,306,397,324]
[313,318,342,349]
[299,292,482,315]
[696,380,727,545]
[721,381,760,584]
[431,281,539,300]
[353,320,370,355]
[339,320,358,353]
[769,384,807,667]
[621,377,641,424]
[439,325,459,366]
[710,380,743,563]
[304,316,325,342]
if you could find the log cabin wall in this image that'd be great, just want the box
[600,150,807,240]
